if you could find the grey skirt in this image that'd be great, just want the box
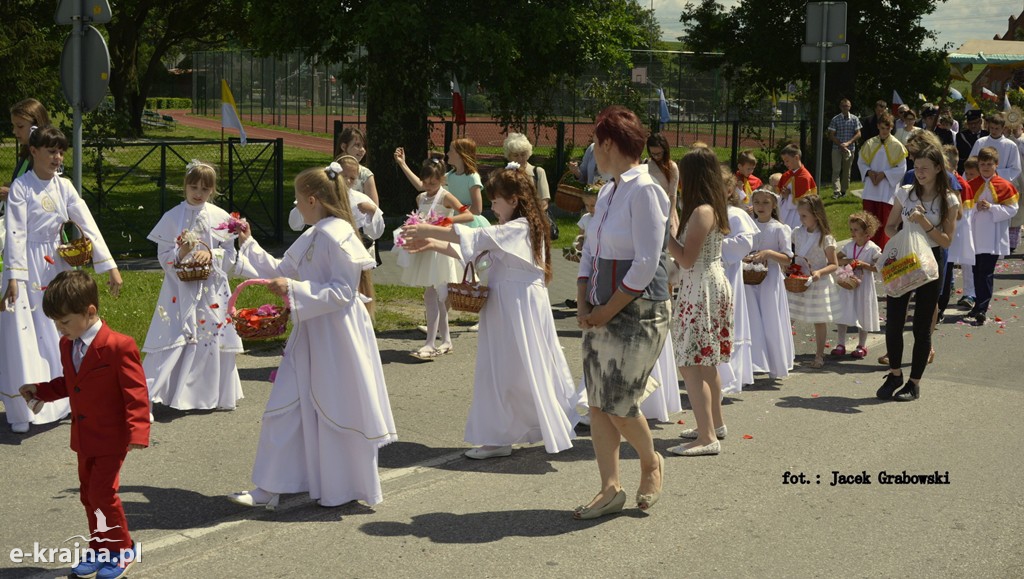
[582,298,671,418]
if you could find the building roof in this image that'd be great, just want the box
[949,40,1024,64]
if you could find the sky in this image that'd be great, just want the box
[651,0,1024,51]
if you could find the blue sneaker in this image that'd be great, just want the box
[71,549,102,578]
[97,543,137,579]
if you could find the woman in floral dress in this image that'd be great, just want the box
[667,147,733,457]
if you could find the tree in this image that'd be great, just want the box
[0,1,63,136]
[235,0,652,214]
[104,0,235,135]
[679,0,950,120]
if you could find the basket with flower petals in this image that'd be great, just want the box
[447,253,490,313]
[56,220,93,266]
[227,279,291,340]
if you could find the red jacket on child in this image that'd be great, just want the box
[778,165,817,200]
[34,323,150,456]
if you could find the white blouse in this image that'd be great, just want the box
[578,164,669,294]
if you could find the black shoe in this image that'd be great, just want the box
[564,299,577,309]
[876,373,903,400]
[893,380,920,402]
[962,311,986,326]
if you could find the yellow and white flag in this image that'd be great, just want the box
[221,79,247,144]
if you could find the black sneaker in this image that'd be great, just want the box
[876,373,903,400]
[956,296,975,309]
[564,299,577,309]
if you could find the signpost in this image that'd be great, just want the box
[801,2,848,190]
[55,0,112,193]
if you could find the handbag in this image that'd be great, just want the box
[532,166,558,240]
[880,224,939,297]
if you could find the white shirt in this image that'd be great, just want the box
[894,186,961,249]
[578,164,669,294]
[75,319,103,366]
[970,178,1019,256]
[969,135,1022,183]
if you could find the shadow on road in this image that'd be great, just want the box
[774,394,883,414]
[0,418,65,445]
[359,506,642,543]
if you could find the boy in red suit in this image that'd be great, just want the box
[20,270,149,579]
[777,144,818,229]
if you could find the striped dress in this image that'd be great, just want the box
[787,227,839,323]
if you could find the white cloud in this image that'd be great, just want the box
[652,0,1023,51]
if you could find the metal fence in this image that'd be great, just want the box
[336,118,810,187]
[192,49,792,135]
[74,138,284,258]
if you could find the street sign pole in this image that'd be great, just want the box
[814,4,829,189]
[56,0,113,194]
[72,7,83,192]
[802,2,848,193]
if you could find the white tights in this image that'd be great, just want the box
[424,287,451,348]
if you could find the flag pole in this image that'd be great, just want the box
[220,127,225,168]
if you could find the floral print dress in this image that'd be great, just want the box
[672,224,733,367]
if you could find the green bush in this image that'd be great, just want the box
[465,93,490,114]
[146,97,192,110]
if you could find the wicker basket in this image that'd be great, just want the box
[555,170,586,213]
[837,276,861,290]
[227,279,291,340]
[743,269,767,285]
[175,239,213,282]
[784,275,811,293]
[56,221,93,267]
[447,254,489,313]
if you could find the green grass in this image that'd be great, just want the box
[86,269,474,351]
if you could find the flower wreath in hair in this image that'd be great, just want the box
[751,187,780,201]
[185,159,214,175]
[324,161,343,180]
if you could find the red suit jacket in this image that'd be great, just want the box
[778,165,817,200]
[34,323,150,457]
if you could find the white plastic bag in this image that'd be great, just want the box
[0,201,6,255]
[391,227,412,268]
[880,225,939,297]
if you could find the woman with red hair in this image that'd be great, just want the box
[573,106,671,519]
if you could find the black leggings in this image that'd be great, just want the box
[885,247,947,381]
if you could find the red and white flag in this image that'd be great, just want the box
[451,76,466,126]
[981,87,999,102]
[891,90,903,116]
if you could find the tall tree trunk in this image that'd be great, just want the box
[364,41,433,216]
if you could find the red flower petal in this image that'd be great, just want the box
[994,316,1003,322]
[742,434,753,439]
[199,319,206,325]
[965,333,972,338]
[44,255,55,264]
[211,303,219,309]
[811,393,820,398]
[172,296,177,303]
[1013,290,1019,295]
[676,419,686,425]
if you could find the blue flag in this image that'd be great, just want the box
[658,89,670,124]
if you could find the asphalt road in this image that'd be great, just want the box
[2,248,1023,578]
